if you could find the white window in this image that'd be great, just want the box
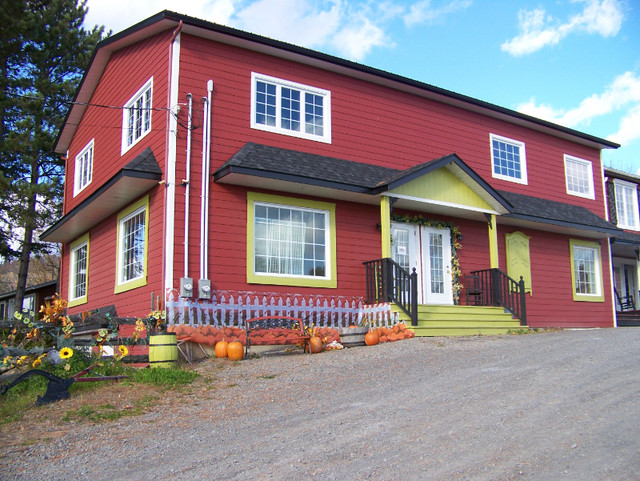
[122,77,153,154]
[490,134,527,184]
[119,207,146,283]
[0,301,6,320]
[564,155,594,199]
[251,73,331,143]
[254,202,329,278]
[74,139,93,195]
[614,179,639,230]
[570,241,603,301]
[22,294,35,314]
[115,196,149,293]
[69,236,89,304]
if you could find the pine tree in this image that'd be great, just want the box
[0,0,105,311]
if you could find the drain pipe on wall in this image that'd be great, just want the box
[179,93,193,298]
[198,80,214,299]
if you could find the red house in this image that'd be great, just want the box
[41,11,622,335]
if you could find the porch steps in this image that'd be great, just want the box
[393,305,523,337]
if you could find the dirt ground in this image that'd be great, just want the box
[2,328,640,480]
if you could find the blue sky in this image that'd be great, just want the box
[84,0,640,173]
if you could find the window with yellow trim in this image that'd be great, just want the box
[69,233,89,307]
[247,192,336,288]
[569,239,604,302]
[115,196,149,293]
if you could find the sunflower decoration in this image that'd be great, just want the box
[59,347,74,359]
[113,345,129,361]
[32,358,42,368]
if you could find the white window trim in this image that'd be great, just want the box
[250,72,332,144]
[564,155,595,199]
[74,139,94,196]
[490,134,528,185]
[69,235,89,306]
[121,77,153,155]
[613,178,640,231]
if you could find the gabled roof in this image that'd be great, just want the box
[55,10,619,154]
[41,147,162,243]
[499,190,621,237]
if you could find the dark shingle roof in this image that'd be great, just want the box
[216,142,620,236]
[124,147,162,174]
[611,230,640,246]
[215,142,397,191]
[499,190,620,235]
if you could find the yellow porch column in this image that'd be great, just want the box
[488,214,499,268]
[381,196,391,258]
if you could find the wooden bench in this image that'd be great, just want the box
[244,316,310,357]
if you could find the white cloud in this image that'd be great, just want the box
[84,0,241,35]
[404,0,472,27]
[331,15,389,61]
[518,71,640,129]
[501,0,623,56]
[234,0,342,49]
[608,104,640,146]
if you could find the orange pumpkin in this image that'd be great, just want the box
[309,336,323,353]
[227,341,244,361]
[215,340,229,358]
[365,330,379,346]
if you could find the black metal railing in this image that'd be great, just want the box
[470,268,527,325]
[364,258,418,326]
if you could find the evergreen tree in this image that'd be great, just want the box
[0,0,105,311]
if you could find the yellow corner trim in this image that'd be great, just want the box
[114,195,149,294]
[569,239,604,302]
[247,192,337,288]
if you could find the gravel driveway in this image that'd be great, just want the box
[3,328,640,480]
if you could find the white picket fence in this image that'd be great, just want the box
[165,289,398,329]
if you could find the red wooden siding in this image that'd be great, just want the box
[63,31,172,214]
[62,188,165,317]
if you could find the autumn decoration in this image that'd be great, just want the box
[364,329,380,346]
[227,341,244,361]
[309,336,323,353]
[214,341,229,358]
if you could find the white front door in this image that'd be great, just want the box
[391,223,453,305]
[422,226,453,305]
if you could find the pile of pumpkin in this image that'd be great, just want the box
[369,322,415,343]
[167,324,246,345]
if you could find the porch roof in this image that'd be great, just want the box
[499,190,622,238]
[40,147,162,243]
[214,143,511,220]
[215,142,622,238]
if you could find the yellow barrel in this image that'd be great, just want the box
[148,333,178,368]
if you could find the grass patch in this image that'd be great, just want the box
[62,395,160,423]
[0,364,199,424]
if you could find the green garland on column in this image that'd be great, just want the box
[391,213,464,303]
